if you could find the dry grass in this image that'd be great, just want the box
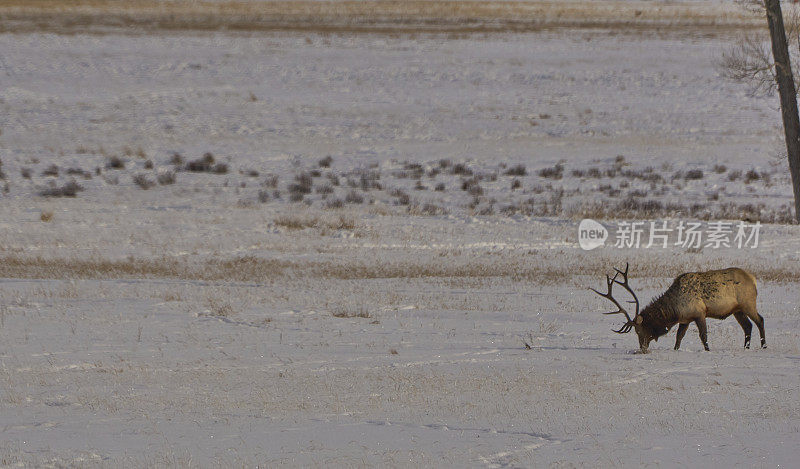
[331,305,371,318]
[0,253,797,285]
[0,1,761,35]
[274,213,358,232]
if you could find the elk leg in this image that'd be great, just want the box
[742,302,766,349]
[754,314,766,349]
[674,323,689,350]
[733,312,753,349]
[695,317,709,351]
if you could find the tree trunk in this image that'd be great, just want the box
[765,0,800,223]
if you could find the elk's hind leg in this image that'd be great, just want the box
[741,301,766,349]
[733,311,753,349]
[674,323,689,350]
[695,317,710,351]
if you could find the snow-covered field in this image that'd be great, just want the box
[2,2,800,466]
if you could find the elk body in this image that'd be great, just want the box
[592,264,765,353]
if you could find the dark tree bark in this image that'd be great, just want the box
[765,0,800,223]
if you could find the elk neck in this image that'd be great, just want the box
[638,288,680,340]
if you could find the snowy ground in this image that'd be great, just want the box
[2,3,800,467]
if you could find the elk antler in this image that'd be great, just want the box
[612,262,640,318]
[590,263,639,334]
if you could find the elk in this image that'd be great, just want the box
[591,263,765,353]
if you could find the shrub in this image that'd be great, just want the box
[288,172,313,196]
[42,164,59,177]
[185,153,215,172]
[169,153,184,165]
[66,167,91,179]
[450,163,472,176]
[39,180,83,197]
[21,168,32,179]
[402,162,424,179]
[434,182,446,192]
[144,160,154,169]
[133,173,155,189]
[713,164,727,174]
[211,163,228,174]
[105,156,125,169]
[319,155,334,168]
[326,198,344,209]
[511,179,522,190]
[537,163,564,180]
[744,169,761,184]
[316,183,334,195]
[157,170,176,185]
[684,169,704,180]
[391,188,410,205]
[345,189,364,204]
[504,164,527,176]
[331,306,371,318]
[263,174,279,188]
[358,170,381,191]
[461,177,483,196]
[258,190,270,203]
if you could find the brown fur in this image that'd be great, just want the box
[597,267,765,353]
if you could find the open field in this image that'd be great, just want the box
[2,2,800,466]
[0,0,765,34]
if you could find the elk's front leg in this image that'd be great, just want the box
[695,317,709,351]
[674,323,689,350]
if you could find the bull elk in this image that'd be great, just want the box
[591,264,766,353]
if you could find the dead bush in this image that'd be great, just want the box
[684,169,704,180]
[325,198,344,209]
[331,305,371,318]
[450,163,473,176]
[185,153,215,172]
[42,164,59,177]
[157,170,176,185]
[132,173,155,189]
[744,168,761,184]
[537,163,564,179]
[66,167,91,179]
[344,189,364,204]
[316,183,334,195]
[105,156,125,169]
[504,164,527,176]
[461,177,483,196]
[38,180,83,197]
[391,188,410,205]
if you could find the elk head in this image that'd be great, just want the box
[590,263,651,353]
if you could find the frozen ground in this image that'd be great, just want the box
[1,5,800,467]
